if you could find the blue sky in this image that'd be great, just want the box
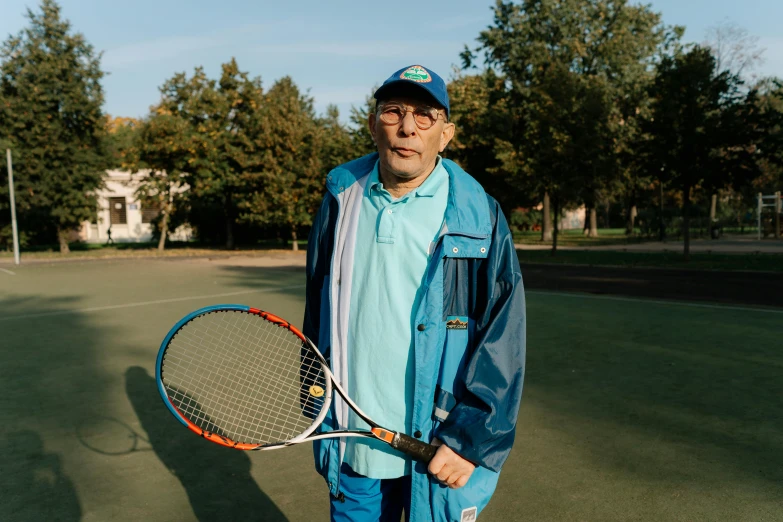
[1,0,781,121]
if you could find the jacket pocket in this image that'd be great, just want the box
[438,316,470,399]
[429,466,500,522]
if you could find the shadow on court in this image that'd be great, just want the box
[125,366,288,522]
[0,294,102,522]
[0,430,82,522]
[218,265,306,294]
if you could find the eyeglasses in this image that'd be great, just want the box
[377,103,446,130]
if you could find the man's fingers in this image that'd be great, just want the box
[445,470,461,486]
[436,465,452,482]
[428,442,476,489]
[452,475,470,489]
[428,454,445,476]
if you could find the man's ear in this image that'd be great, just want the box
[368,112,377,144]
[439,122,456,152]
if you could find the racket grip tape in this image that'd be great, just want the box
[391,432,438,463]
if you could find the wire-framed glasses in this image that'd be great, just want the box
[377,103,446,130]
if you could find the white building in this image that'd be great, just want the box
[78,170,191,243]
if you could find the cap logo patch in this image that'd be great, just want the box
[400,65,432,83]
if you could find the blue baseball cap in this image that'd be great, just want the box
[374,65,450,117]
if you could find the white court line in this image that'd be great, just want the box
[0,267,16,275]
[527,290,783,315]
[0,284,306,322]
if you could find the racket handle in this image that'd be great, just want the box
[391,432,438,463]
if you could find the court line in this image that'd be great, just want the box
[0,267,16,276]
[526,290,783,315]
[0,285,306,322]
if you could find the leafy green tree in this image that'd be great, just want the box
[645,46,761,258]
[448,70,519,212]
[153,59,264,248]
[463,0,678,246]
[348,89,378,157]
[318,104,353,171]
[238,77,322,250]
[105,116,140,169]
[753,79,783,194]
[0,0,108,253]
[129,110,193,250]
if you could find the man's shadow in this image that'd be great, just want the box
[0,430,81,522]
[125,366,287,521]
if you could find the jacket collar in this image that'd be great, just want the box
[326,153,491,239]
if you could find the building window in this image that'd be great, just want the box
[109,197,127,225]
[141,201,161,224]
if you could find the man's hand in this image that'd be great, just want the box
[427,438,476,489]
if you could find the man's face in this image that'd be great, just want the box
[369,94,455,182]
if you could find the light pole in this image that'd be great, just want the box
[6,149,20,265]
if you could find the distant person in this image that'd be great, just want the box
[105,226,114,245]
[303,65,526,521]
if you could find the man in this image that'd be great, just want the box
[304,65,526,522]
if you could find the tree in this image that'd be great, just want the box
[129,110,192,250]
[645,46,760,258]
[448,70,519,212]
[463,0,677,248]
[318,104,353,172]
[153,59,264,249]
[703,21,767,225]
[238,77,322,251]
[348,89,378,158]
[0,0,108,253]
[752,79,783,194]
[105,116,140,169]
[704,20,766,80]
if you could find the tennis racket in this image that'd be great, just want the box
[155,304,437,463]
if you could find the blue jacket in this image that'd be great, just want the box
[303,153,526,521]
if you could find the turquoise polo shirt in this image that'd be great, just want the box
[344,157,449,479]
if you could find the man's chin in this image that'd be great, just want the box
[384,158,423,180]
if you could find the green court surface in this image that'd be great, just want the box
[1,259,781,521]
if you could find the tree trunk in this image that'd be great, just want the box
[291,227,298,251]
[626,205,638,235]
[542,191,553,241]
[583,194,598,238]
[225,217,235,249]
[58,228,70,254]
[588,207,598,238]
[625,191,637,235]
[157,207,169,251]
[583,205,590,236]
[709,193,718,240]
[551,196,560,255]
[683,187,691,261]
[224,193,235,250]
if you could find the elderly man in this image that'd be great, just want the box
[303,65,526,522]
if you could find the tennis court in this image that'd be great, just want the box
[1,256,781,521]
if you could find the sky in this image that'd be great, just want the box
[1,0,781,121]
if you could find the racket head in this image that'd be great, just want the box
[155,305,332,450]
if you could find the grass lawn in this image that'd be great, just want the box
[0,240,305,261]
[517,249,783,272]
[0,258,780,521]
[514,228,648,247]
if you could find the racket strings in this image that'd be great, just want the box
[161,310,327,445]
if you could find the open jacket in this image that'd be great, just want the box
[303,153,526,521]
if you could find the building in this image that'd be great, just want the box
[78,170,191,243]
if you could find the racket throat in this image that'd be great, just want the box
[371,427,397,444]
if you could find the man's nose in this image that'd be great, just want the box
[399,111,417,136]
